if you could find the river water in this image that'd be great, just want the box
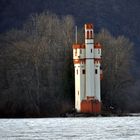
[0,117,140,140]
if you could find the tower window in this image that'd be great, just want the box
[82,69,85,74]
[75,49,77,56]
[78,91,79,95]
[87,31,89,39]
[95,69,98,74]
[91,49,92,53]
[77,69,78,75]
[80,49,82,54]
[90,31,93,38]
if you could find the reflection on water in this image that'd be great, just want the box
[0,117,140,140]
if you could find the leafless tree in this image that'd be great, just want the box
[0,12,75,117]
[95,29,134,111]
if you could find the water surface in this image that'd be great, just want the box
[0,117,140,140]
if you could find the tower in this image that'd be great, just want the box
[72,23,102,114]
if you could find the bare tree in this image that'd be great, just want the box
[0,12,75,117]
[95,29,134,111]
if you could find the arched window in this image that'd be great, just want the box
[77,69,78,75]
[75,49,77,56]
[87,31,89,39]
[95,69,98,74]
[91,49,92,53]
[82,69,85,74]
[90,31,93,38]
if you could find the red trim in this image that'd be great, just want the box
[74,59,101,64]
[87,96,94,100]
[94,58,101,63]
[72,44,81,49]
[94,60,101,64]
[73,59,86,64]
[85,23,93,29]
[81,44,85,48]
[94,42,102,49]
[72,44,85,49]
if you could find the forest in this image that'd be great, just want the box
[0,11,139,117]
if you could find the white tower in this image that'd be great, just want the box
[73,23,102,113]
[85,24,95,98]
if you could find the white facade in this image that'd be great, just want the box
[94,61,101,101]
[94,44,102,102]
[74,63,85,111]
[73,24,102,112]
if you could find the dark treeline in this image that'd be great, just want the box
[0,12,139,117]
[0,12,75,117]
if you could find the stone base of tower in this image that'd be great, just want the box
[80,97,101,114]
